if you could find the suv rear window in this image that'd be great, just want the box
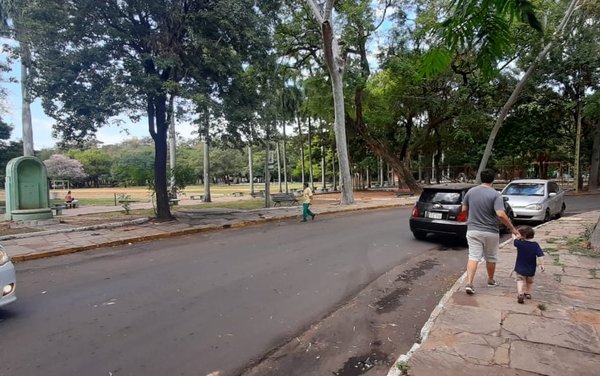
[419,190,462,204]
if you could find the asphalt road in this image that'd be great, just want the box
[562,194,600,216]
[0,207,456,376]
[0,194,596,376]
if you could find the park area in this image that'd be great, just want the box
[0,184,401,236]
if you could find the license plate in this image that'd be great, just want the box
[426,211,443,219]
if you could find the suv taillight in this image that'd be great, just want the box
[411,206,419,217]
[457,211,468,222]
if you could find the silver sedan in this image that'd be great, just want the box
[501,179,566,222]
[0,244,17,308]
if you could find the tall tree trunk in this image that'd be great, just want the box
[20,40,33,156]
[203,116,212,202]
[264,139,271,208]
[327,55,354,203]
[276,141,282,192]
[308,117,314,188]
[590,121,600,190]
[379,157,384,186]
[148,94,171,220]
[282,121,289,193]
[168,95,176,195]
[298,117,305,185]
[248,145,254,194]
[574,98,583,192]
[332,148,336,190]
[476,0,581,182]
[321,122,326,190]
[306,0,354,204]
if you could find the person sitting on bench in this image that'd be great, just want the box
[65,190,76,208]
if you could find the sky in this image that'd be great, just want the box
[2,71,198,149]
[1,34,198,149]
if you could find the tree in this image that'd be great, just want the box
[426,0,580,181]
[110,148,154,187]
[0,0,34,156]
[475,0,581,182]
[69,148,113,187]
[584,92,600,190]
[279,85,303,193]
[304,0,354,204]
[28,0,279,219]
[0,120,22,187]
[43,154,87,182]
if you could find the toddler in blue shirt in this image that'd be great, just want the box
[513,225,545,304]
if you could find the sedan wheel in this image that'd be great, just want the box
[556,203,566,218]
[543,209,551,222]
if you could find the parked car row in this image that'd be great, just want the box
[409,179,566,241]
[0,243,17,308]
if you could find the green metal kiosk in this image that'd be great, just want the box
[4,156,53,221]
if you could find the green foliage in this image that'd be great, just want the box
[396,360,411,375]
[584,92,600,120]
[432,0,543,77]
[68,148,113,187]
[0,140,21,186]
[537,303,547,311]
[116,193,132,215]
[420,48,453,78]
[23,0,280,218]
[111,148,154,187]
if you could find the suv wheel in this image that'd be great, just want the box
[413,231,427,240]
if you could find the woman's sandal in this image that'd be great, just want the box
[524,293,532,300]
[518,294,525,304]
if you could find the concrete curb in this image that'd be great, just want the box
[10,202,410,263]
[0,218,151,241]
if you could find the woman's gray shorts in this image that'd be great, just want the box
[466,230,499,263]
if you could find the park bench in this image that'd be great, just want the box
[232,192,244,197]
[271,193,299,206]
[395,190,414,197]
[250,191,265,198]
[189,194,204,200]
[118,199,138,205]
[169,198,180,206]
[65,200,80,208]
[53,203,67,215]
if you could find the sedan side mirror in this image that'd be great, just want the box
[503,196,509,202]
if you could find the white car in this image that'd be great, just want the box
[501,179,566,222]
[0,244,17,308]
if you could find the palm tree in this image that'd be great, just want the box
[279,85,303,193]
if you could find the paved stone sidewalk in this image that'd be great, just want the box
[0,194,416,262]
[388,211,600,376]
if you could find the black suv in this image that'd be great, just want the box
[409,184,513,241]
